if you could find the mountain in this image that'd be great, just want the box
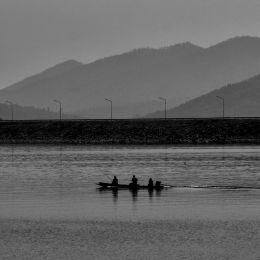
[74,97,190,119]
[0,103,75,120]
[1,36,260,118]
[4,60,83,92]
[146,73,260,118]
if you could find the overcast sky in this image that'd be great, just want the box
[1,0,260,88]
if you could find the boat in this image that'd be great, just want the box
[97,182,170,190]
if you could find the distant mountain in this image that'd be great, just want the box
[1,36,260,118]
[0,103,75,120]
[4,60,83,93]
[74,97,190,119]
[146,73,260,118]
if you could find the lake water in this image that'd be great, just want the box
[0,145,260,260]
[0,145,259,220]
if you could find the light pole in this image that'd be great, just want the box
[105,99,112,119]
[53,99,62,120]
[5,100,14,121]
[158,97,167,119]
[216,96,225,118]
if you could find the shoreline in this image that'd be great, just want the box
[0,118,260,145]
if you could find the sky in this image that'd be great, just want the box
[1,0,260,88]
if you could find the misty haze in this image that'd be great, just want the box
[0,37,260,119]
[0,1,260,260]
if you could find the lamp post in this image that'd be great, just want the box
[216,96,225,118]
[158,97,167,119]
[105,99,112,120]
[53,99,62,120]
[5,100,14,121]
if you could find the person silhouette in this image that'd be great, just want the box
[112,176,118,186]
[148,178,154,189]
[131,175,138,187]
[155,181,161,189]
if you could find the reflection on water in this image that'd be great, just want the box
[0,145,260,220]
[131,189,138,203]
[112,188,118,202]
[98,187,162,205]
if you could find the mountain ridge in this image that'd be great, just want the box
[146,73,260,118]
[1,36,260,118]
[4,60,83,93]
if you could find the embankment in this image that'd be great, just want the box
[0,118,260,145]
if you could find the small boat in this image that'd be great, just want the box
[97,182,170,190]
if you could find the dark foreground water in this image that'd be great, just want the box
[0,145,259,259]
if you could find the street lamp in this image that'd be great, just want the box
[158,97,167,119]
[105,99,113,120]
[216,96,225,118]
[5,100,14,121]
[53,99,62,120]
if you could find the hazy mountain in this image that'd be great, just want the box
[75,97,190,119]
[146,74,260,118]
[1,36,260,118]
[4,60,83,92]
[0,103,75,120]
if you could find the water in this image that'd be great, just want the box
[0,145,260,259]
[0,145,259,220]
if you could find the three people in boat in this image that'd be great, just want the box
[111,175,161,188]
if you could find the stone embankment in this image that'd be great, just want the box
[0,118,260,145]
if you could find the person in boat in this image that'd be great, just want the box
[131,175,138,187]
[155,181,161,189]
[148,178,154,189]
[112,176,118,186]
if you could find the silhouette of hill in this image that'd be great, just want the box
[1,36,260,118]
[146,73,260,118]
[0,103,75,120]
[5,60,83,93]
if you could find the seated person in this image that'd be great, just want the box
[131,175,138,186]
[112,176,118,186]
[155,181,161,188]
[148,178,154,188]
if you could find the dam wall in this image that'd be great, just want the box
[0,118,259,145]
